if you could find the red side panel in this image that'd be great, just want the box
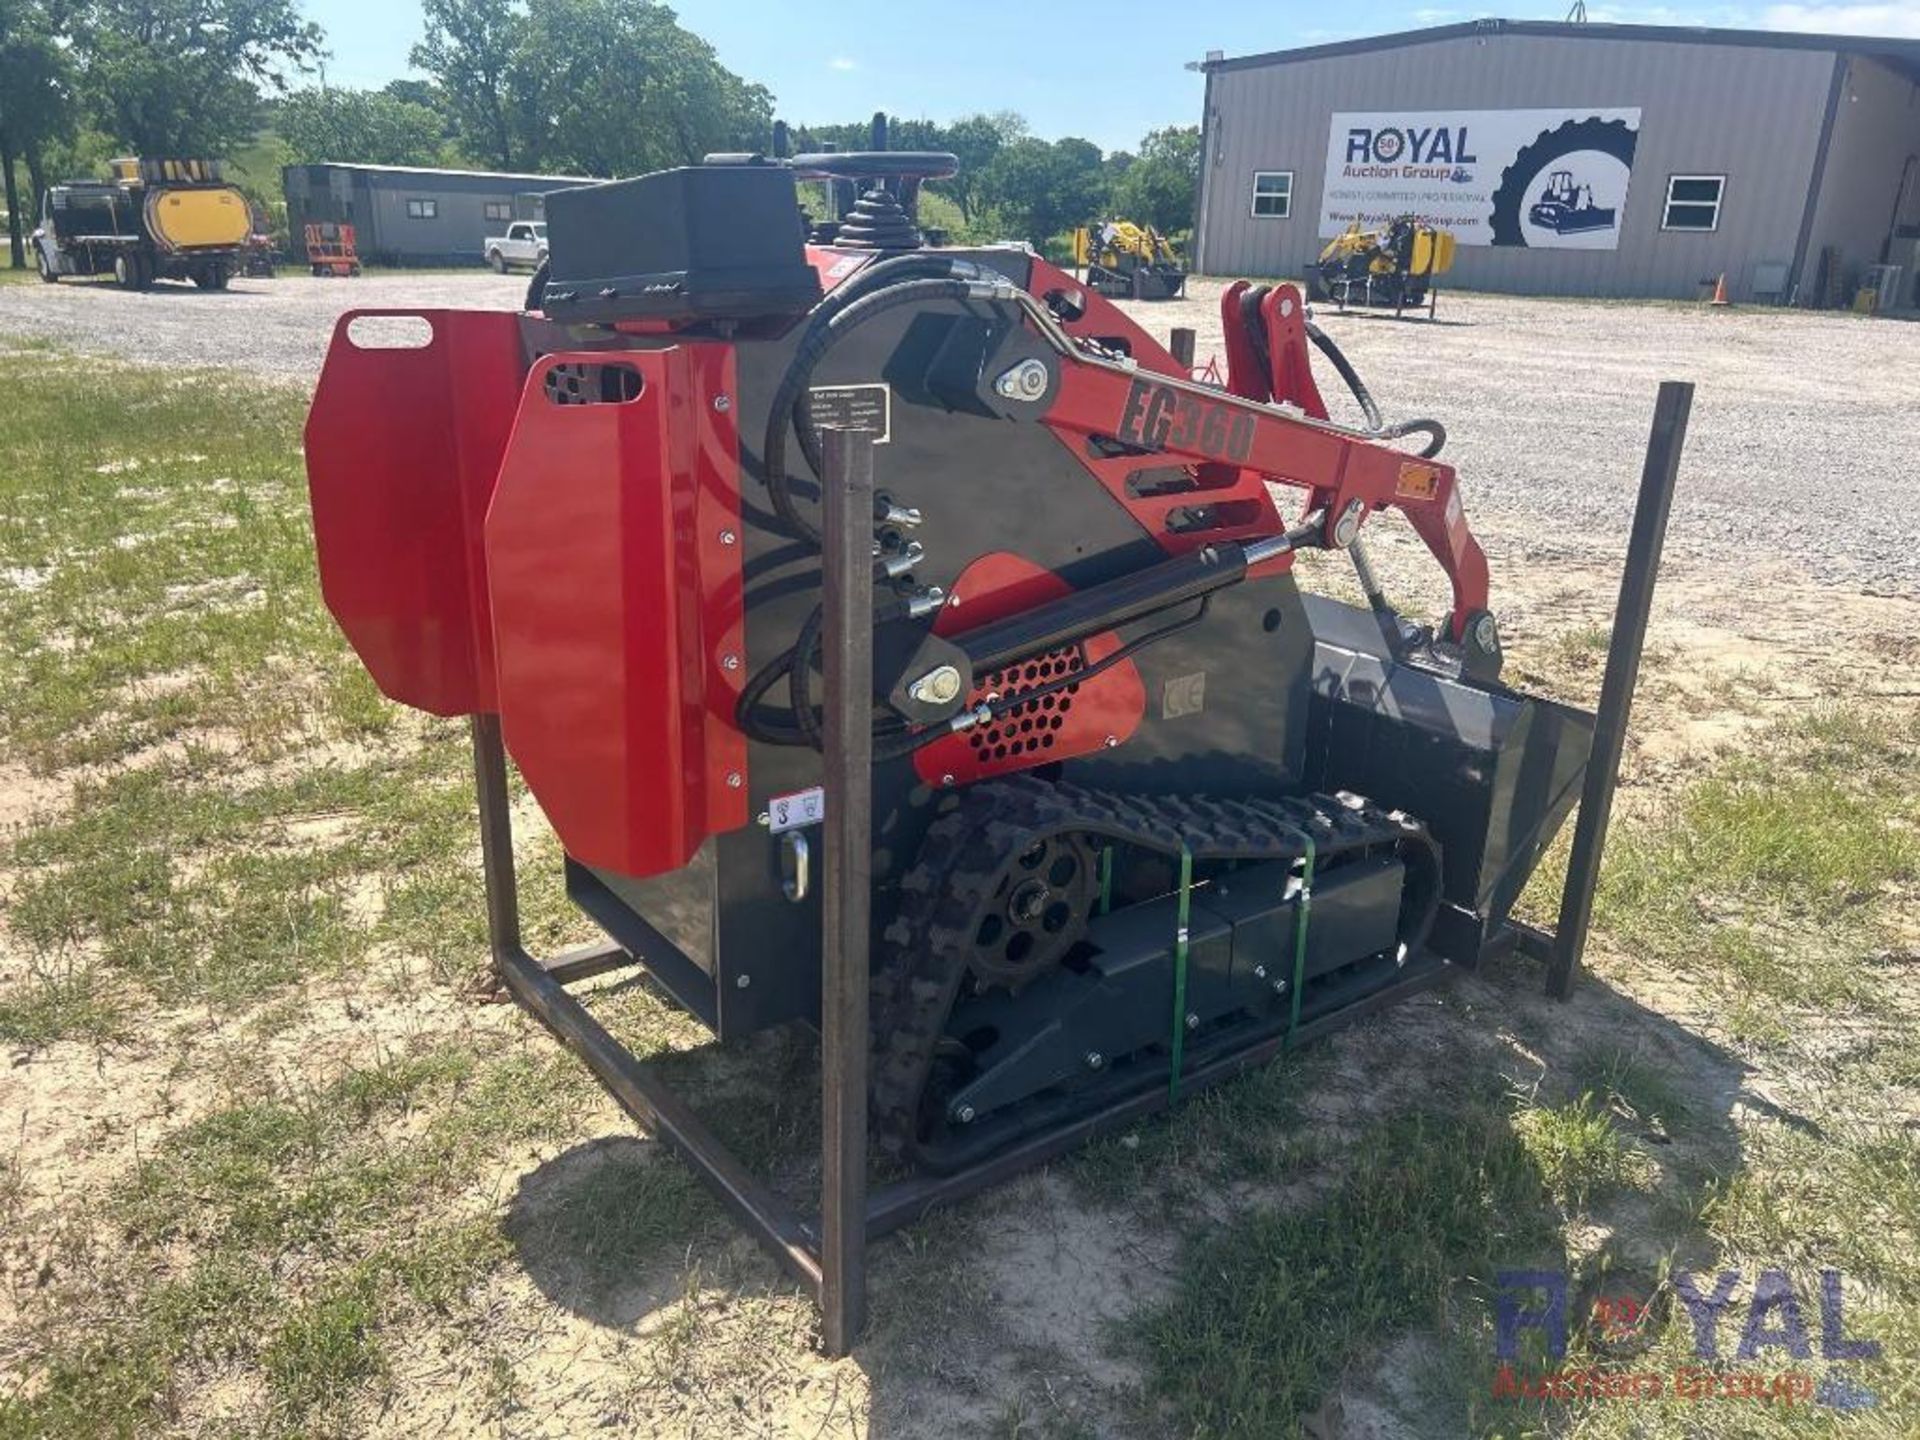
[912,553,1145,789]
[485,346,747,878]
[304,310,526,716]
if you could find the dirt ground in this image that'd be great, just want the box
[2,274,1918,1438]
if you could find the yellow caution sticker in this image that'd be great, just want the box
[1396,462,1442,500]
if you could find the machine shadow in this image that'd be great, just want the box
[502,946,1786,1426]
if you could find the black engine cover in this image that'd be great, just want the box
[542,165,822,325]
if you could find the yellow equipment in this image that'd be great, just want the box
[145,186,249,251]
[33,157,250,290]
[1314,217,1455,317]
[1072,220,1186,299]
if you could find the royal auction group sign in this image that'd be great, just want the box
[1319,108,1642,249]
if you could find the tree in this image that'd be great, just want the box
[0,0,72,266]
[979,134,1108,244]
[505,0,770,176]
[1110,124,1199,234]
[71,0,321,156]
[936,112,1023,224]
[381,78,443,111]
[277,87,448,167]
[411,0,519,169]
[414,0,770,177]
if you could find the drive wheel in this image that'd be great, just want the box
[36,249,57,282]
[114,254,136,289]
[488,249,507,274]
[965,831,1098,992]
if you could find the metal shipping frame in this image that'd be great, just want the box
[477,384,1691,1355]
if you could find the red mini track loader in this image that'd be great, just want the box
[304,136,1688,1348]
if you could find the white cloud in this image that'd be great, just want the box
[828,56,857,71]
[1761,3,1920,37]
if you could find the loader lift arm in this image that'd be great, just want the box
[1002,276,1493,649]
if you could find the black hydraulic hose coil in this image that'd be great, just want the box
[763,272,979,544]
[766,253,990,509]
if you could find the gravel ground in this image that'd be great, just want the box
[1143,282,1920,599]
[0,271,531,380]
[2,269,1915,595]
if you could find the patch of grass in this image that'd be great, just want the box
[1515,1093,1639,1211]
[1549,622,1612,671]
[1126,1099,1561,1437]
[0,350,333,772]
[1068,1047,1330,1208]
[0,963,126,1046]
[1569,1044,1690,1138]
[3,1044,582,1439]
[0,343,487,1035]
[507,1142,713,1306]
[262,1267,389,1434]
[1596,707,1918,1014]
[0,1251,276,1440]
[0,742,488,1038]
[108,1044,585,1255]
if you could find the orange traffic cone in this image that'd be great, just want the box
[1709,273,1730,307]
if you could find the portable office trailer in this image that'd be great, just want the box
[283,163,599,267]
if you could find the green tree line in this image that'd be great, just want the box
[0,0,1197,266]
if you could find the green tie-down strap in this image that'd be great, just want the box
[1168,845,1195,1101]
[1167,825,1319,1103]
[1275,824,1318,1048]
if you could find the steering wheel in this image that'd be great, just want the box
[786,151,958,183]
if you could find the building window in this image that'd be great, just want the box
[405,198,439,220]
[1662,176,1724,232]
[484,201,512,222]
[1251,171,1293,218]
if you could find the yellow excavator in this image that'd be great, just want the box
[1313,216,1455,317]
[1072,220,1186,300]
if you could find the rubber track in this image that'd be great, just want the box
[870,776,1441,1158]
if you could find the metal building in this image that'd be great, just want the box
[1193,20,1920,305]
[283,163,599,266]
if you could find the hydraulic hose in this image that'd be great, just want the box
[763,272,985,545]
[1304,320,1382,431]
[787,255,991,477]
[1374,416,1447,458]
[1300,316,1446,458]
[762,254,991,527]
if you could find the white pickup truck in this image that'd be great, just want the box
[484,220,547,273]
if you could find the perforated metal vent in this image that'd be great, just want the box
[966,647,1084,764]
[542,361,643,406]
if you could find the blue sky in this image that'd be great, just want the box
[309,1,1920,154]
